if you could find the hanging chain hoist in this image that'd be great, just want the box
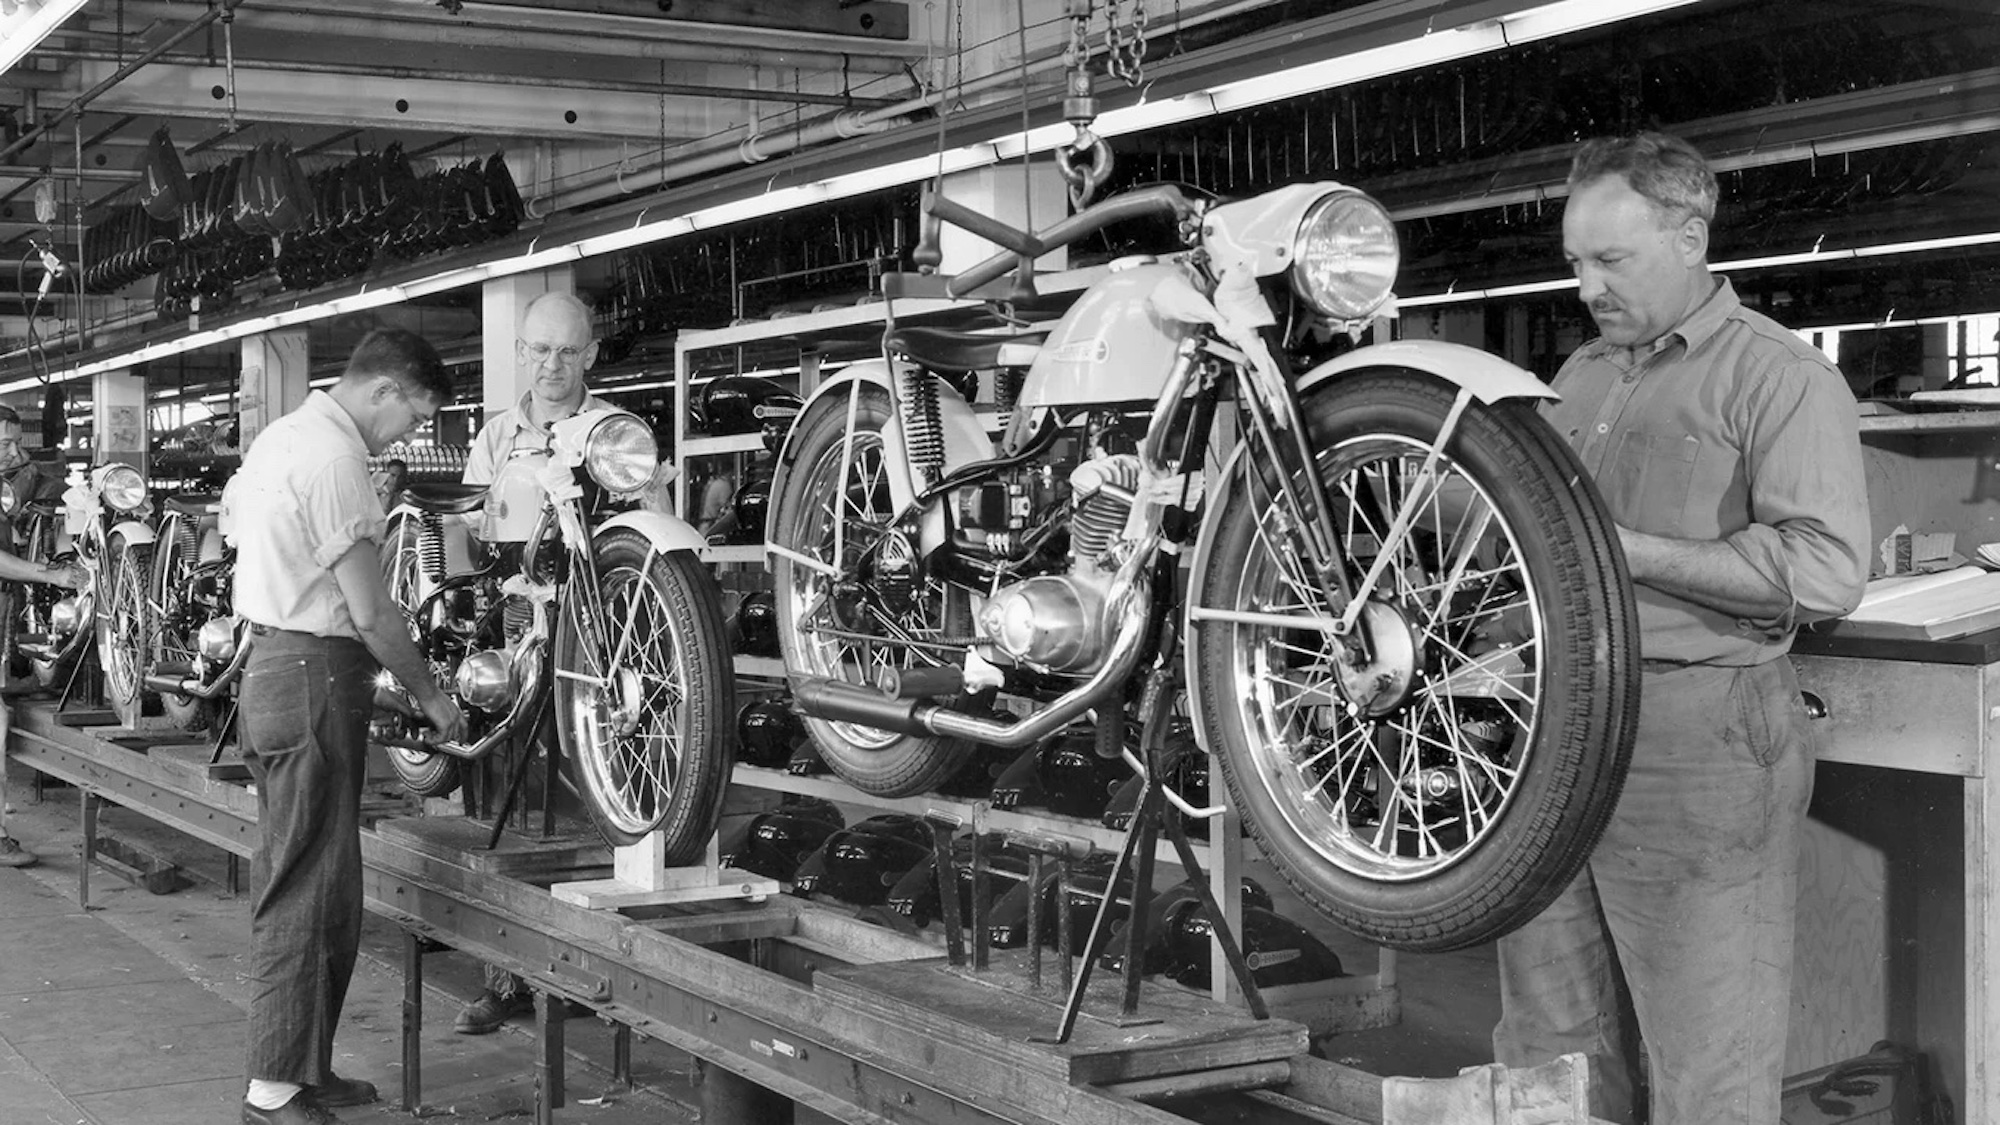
[1055,0,1113,210]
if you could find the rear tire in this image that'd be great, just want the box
[767,386,971,797]
[379,511,462,799]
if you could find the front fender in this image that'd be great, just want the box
[109,519,156,548]
[1298,340,1555,405]
[594,509,707,557]
[1180,442,1252,755]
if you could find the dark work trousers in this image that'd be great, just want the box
[1493,658,1816,1125]
[240,627,377,1087]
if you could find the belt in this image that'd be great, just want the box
[248,622,358,645]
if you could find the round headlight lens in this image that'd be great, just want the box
[0,479,18,518]
[583,413,658,494]
[1289,190,1400,321]
[99,464,148,513]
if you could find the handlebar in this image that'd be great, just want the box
[936,183,1203,300]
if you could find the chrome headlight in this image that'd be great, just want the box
[582,412,657,494]
[97,463,148,513]
[0,478,18,518]
[1289,189,1400,321]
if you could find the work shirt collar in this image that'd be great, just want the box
[1580,275,1740,369]
[499,389,609,443]
[301,388,369,456]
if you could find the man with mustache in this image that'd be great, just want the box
[1493,132,1871,1125]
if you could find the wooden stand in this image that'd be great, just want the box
[550,832,778,910]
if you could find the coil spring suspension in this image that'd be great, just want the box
[994,368,1026,413]
[899,368,945,487]
[175,513,201,568]
[418,512,447,585]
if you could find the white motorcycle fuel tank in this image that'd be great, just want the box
[481,450,549,543]
[1019,262,1197,408]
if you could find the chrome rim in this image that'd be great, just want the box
[564,563,688,837]
[104,545,148,704]
[1216,433,1544,881]
[780,427,954,751]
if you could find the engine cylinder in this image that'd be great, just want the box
[1069,455,1140,565]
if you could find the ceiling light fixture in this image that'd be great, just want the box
[1,0,92,75]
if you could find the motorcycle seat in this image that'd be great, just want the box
[402,482,488,515]
[165,493,222,515]
[888,326,1047,374]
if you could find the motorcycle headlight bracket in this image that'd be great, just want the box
[582,412,658,495]
[1288,189,1400,324]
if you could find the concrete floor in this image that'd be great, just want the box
[0,755,1502,1124]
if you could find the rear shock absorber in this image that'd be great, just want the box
[418,512,447,585]
[899,366,945,487]
[175,512,201,569]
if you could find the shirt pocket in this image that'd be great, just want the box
[1607,430,1700,534]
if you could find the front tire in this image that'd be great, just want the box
[99,535,153,727]
[148,512,210,731]
[768,385,971,797]
[554,529,734,852]
[1191,372,1637,952]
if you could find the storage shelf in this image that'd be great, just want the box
[1859,407,2000,434]
[729,763,1212,865]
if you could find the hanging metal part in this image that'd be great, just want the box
[221,4,238,133]
[1057,0,1113,210]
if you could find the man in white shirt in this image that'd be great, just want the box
[228,328,466,1125]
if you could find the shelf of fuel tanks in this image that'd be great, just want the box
[670,271,1397,1039]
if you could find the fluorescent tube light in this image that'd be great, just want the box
[1,0,92,75]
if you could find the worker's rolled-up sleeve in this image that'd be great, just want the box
[1723,359,1871,633]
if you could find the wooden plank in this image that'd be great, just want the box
[374,814,613,876]
[359,830,1212,1125]
[815,954,1308,1086]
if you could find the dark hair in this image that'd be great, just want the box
[0,406,20,428]
[342,328,454,405]
[1568,131,1718,230]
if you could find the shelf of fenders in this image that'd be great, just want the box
[550,831,779,911]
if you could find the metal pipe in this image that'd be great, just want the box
[27,46,899,109]
[107,0,920,73]
[0,2,232,164]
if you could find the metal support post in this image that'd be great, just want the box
[78,789,98,908]
[534,989,566,1124]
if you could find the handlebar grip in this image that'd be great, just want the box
[926,193,1045,260]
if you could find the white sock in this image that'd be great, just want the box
[246,1079,302,1110]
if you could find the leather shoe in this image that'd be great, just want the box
[0,836,36,868]
[241,1094,340,1124]
[453,988,534,1035]
[312,1074,377,1107]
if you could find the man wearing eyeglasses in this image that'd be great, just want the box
[452,290,608,1035]
[460,292,608,534]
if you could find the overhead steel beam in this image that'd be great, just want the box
[30,46,900,109]
[78,60,721,145]
[446,0,911,40]
[101,0,926,73]
[1364,65,2000,220]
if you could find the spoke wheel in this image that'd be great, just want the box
[98,534,153,728]
[555,528,733,852]
[769,386,970,797]
[378,512,462,799]
[1192,371,1637,952]
[19,513,67,688]
[149,512,210,731]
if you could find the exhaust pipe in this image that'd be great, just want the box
[142,630,256,700]
[371,638,548,761]
[792,557,1156,750]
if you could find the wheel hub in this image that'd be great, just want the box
[1334,599,1424,718]
[605,666,645,737]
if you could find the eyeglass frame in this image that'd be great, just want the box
[519,337,589,367]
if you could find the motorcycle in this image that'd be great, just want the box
[764,181,1640,952]
[8,462,155,725]
[374,408,735,853]
[141,492,246,731]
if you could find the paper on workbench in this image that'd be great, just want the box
[1843,566,2000,640]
